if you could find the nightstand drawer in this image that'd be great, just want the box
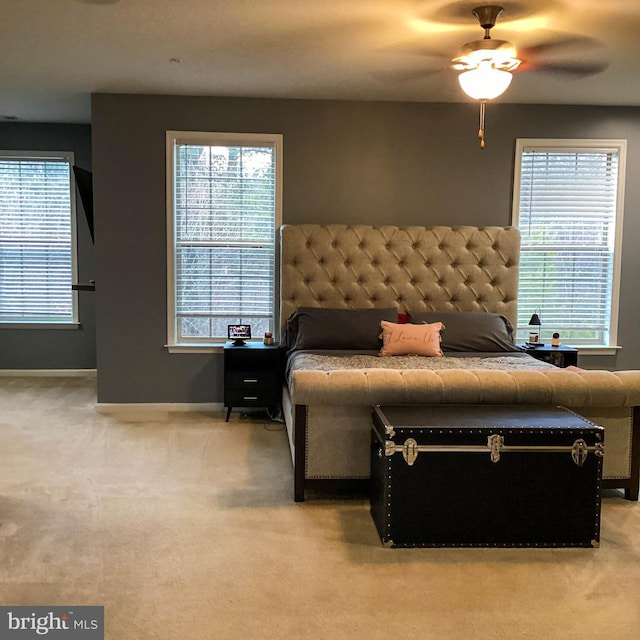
[225,388,278,407]
[225,370,276,390]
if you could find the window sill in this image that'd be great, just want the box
[0,322,81,330]
[573,345,621,356]
[166,344,223,354]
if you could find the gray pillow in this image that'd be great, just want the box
[285,307,398,351]
[407,311,517,352]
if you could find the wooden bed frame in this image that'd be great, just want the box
[288,403,640,502]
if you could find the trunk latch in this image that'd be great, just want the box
[402,438,419,466]
[571,438,589,467]
[488,434,504,463]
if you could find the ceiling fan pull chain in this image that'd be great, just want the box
[479,99,486,149]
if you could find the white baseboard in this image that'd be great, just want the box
[0,369,97,377]
[96,402,224,414]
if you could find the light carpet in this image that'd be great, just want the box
[1,375,639,639]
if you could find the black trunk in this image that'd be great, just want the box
[370,405,603,548]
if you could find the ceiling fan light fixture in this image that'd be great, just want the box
[458,63,513,100]
[453,39,520,71]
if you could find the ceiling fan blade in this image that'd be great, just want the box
[426,0,551,25]
[378,37,452,61]
[518,34,605,58]
[519,59,609,77]
[516,32,608,77]
[372,66,446,85]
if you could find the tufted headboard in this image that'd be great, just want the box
[279,224,520,334]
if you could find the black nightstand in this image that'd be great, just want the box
[223,342,283,421]
[518,344,578,368]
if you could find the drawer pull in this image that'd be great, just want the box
[243,378,258,383]
[243,396,258,401]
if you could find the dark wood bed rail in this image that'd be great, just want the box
[292,404,640,503]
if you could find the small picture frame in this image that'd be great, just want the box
[228,324,251,346]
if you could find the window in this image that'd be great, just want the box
[0,151,77,325]
[512,139,626,350]
[166,131,282,349]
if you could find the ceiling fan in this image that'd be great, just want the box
[386,3,609,148]
[452,5,521,148]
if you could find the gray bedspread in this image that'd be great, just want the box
[286,350,554,386]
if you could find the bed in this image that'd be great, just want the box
[278,224,640,502]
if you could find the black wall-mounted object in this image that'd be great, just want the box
[73,166,94,243]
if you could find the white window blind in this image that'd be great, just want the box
[513,139,626,347]
[166,132,282,347]
[0,151,77,324]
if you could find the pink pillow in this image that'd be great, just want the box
[379,320,444,357]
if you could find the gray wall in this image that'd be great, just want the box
[0,123,95,370]
[91,94,640,403]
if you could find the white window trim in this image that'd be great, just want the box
[0,149,78,327]
[512,138,626,352]
[165,131,283,352]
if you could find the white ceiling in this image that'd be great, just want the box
[2,0,640,124]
